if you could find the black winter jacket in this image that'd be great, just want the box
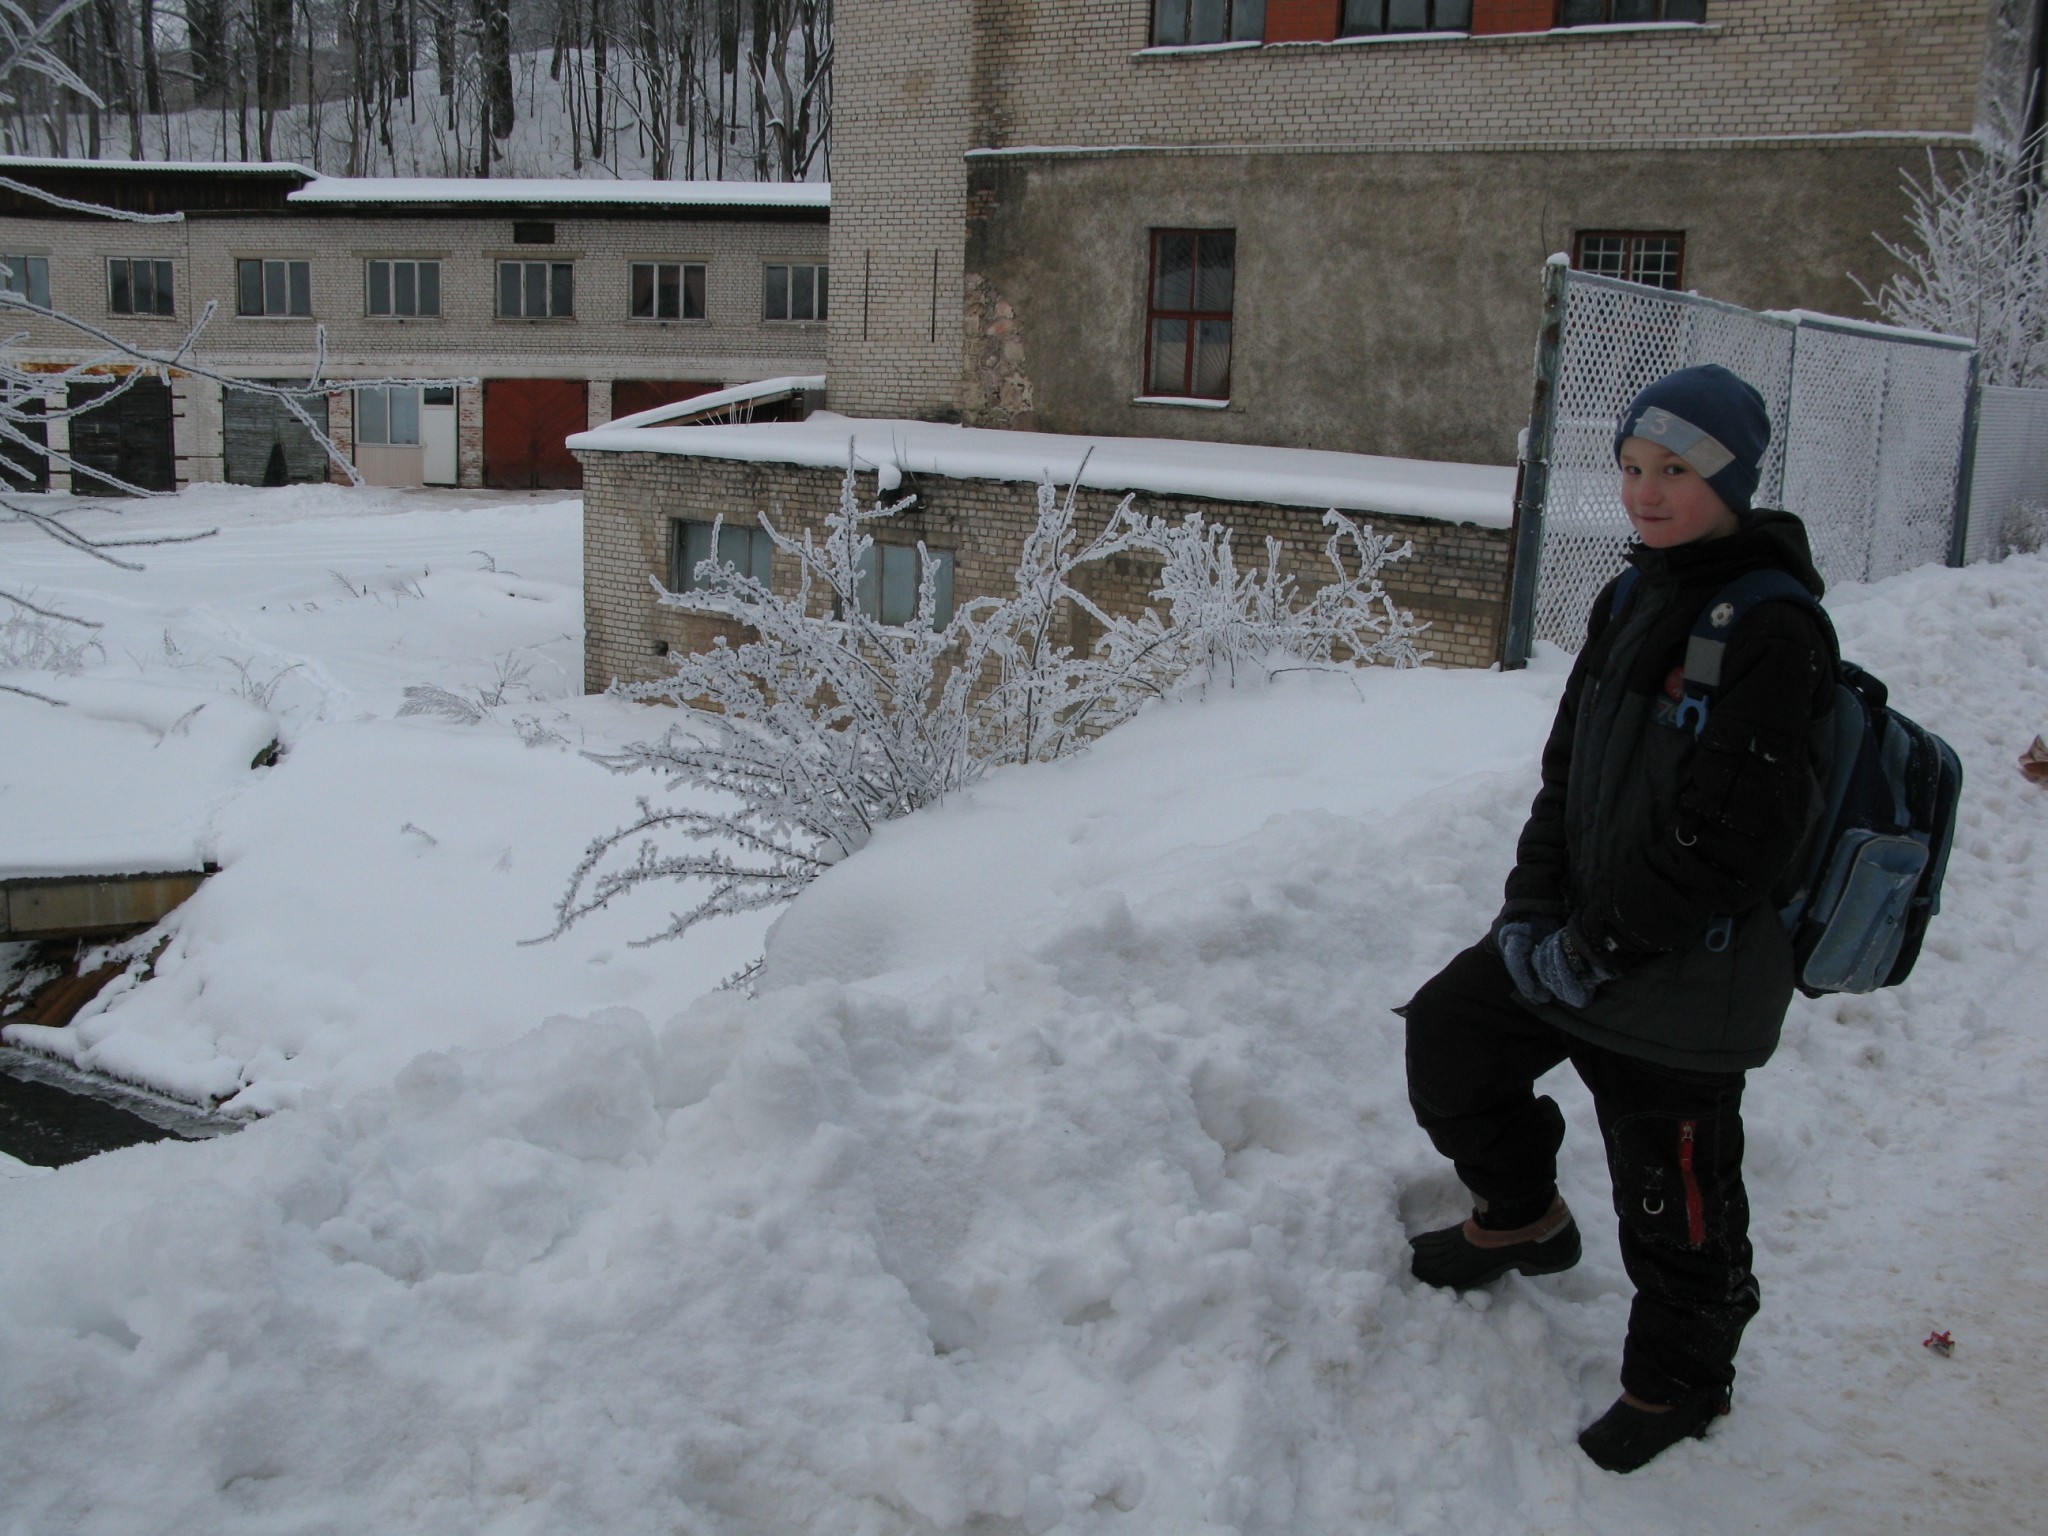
[1500,510,1836,1071]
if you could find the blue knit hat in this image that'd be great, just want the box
[1613,364,1772,513]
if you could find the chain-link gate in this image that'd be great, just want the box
[1958,384,2048,562]
[1503,263,1976,661]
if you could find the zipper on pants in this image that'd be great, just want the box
[1679,1119,1706,1247]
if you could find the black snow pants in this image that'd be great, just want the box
[1403,940,1761,1410]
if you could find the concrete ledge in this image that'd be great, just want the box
[1,870,211,941]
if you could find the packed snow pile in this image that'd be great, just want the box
[1,486,2045,1533]
[0,678,276,879]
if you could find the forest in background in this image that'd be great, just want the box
[0,0,830,181]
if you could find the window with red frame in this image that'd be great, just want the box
[1572,230,1686,291]
[1145,230,1236,400]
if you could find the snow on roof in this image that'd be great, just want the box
[569,412,1517,527]
[288,177,829,209]
[0,153,314,176]
[604,375,827,432]
[0,678,278,881]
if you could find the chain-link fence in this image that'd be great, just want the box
[1959,384,2048,562]
[1503,264,1977,659]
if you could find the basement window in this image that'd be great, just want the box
[855,544,956,629]
[671,518,773,594]
[1572,230,1686,290]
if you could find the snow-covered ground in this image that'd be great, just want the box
[2,484,2044,1532]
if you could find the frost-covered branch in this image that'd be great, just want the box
[545,460,1426,949]
[1858,93,2048,387]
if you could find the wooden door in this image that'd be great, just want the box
[67,376,175,495]
[482,378,587,490]
[223,384,329,486]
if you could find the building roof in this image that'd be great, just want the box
[0,154,316,176]
[287,177,829,210]
[0,157,826,219]
[570,412,1516,528]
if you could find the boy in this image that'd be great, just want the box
[1401,365,1836,1473]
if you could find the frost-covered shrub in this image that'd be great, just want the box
[2006,497,2048,556]
[548,464,1425,954]
[0,599,103,674]
[1858,96,2048,388]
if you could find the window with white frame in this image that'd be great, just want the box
[237,258,310,316]
[109,257,174,316]
[2,254,51,308]
[499,260,574,318]
[632,261,706,320]
[356,385,422,446]
[1152,0,1265,44]
[671,518,774,594]
[368,259,441,316]
[855,543,955,628]
[763,263,827,321]
[1573,230,1686,290]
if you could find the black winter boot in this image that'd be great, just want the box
[1408,1207,1582,1290]
[1577,1394,1729,1473]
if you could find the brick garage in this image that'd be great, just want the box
[577,442,1513,695]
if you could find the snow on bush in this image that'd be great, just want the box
[547,465,1426,953]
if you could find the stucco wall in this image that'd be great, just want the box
[578,448,1513,696]
[964,140,1948,465]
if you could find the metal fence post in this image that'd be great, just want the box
[1500,258,1568,670]
[1947,353,1984,568]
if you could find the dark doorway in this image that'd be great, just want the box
[66,375,175,495]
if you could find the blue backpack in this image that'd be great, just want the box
[1611,567,1963,996]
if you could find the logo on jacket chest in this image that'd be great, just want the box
[1651,663,1688,729]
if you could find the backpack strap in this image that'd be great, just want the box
[1606,566,1642,628]
[1674,569,1830,738]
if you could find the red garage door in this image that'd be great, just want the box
[483,378,587,490]
[612,379,721,421]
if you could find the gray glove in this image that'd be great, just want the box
[1496,917,1560,1009]
[1530,925,1613,1011]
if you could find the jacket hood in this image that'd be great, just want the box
[1629,506,1825,599]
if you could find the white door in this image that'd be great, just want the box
[421,386,457,485]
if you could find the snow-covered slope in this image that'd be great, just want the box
[1,485,2044,1532]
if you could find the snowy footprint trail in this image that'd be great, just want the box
[3,487,2046,1533]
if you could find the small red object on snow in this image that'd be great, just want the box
[2021,736,2048,785]
[1923,1330,1956,1356]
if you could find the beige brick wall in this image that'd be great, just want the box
[973,0,1996,149]
[577,447,1512,694]
[826,0,977,421]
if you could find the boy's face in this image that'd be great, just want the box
[1618,437,1742,549]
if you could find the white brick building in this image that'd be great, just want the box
[0,158,829,493]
